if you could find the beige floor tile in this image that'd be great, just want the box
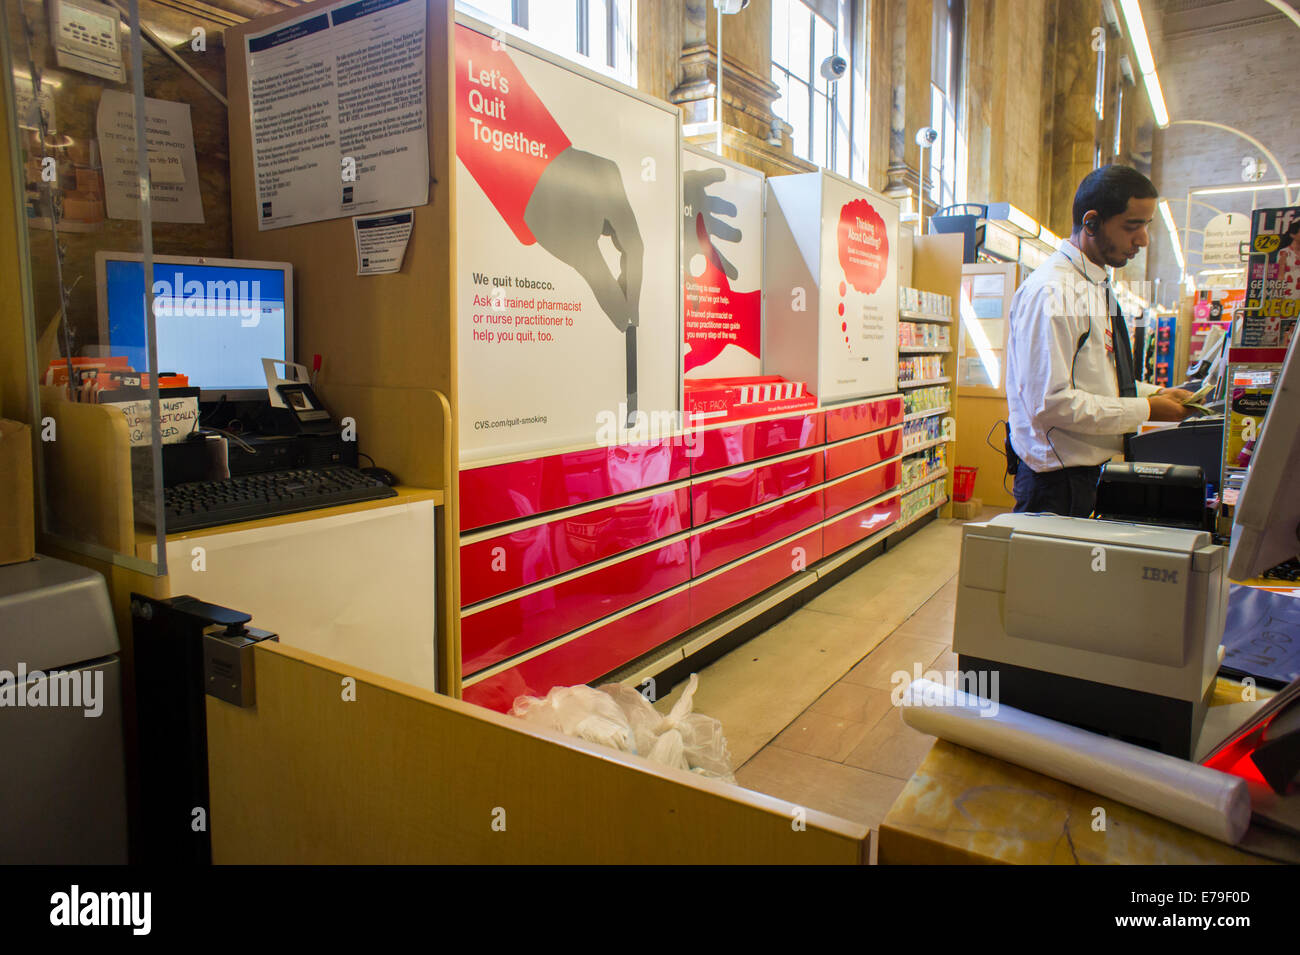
[808,681,895,727]
[654,607,895,765]
[843,707,939,780]
[735,746,908,828]
[929,648,959,674]
[656,519,964,811]
[892,613,955,644]
[840,634,949,691]
[771,709,875,762]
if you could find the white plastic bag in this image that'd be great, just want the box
[510,673,734,782]
[509,684,632,752]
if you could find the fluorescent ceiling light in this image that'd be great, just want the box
[1038,225,1061,248]
[1120,0,1155,73]
[1159,199,1185,272]
[1119,0,1170,128]
[1198,267,1246,276]
[1005,205,1038,237]
[1193,182,1289,196]
[1142,71,1169,128]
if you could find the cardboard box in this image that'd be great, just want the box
[0,419,35,566]
[950,497,982,521]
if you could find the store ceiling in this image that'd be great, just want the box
[1154,0,1289,39]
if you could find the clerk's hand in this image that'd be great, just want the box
[1148,395,1194,422]
[524,147,644,334]
[1156,387,1193,403]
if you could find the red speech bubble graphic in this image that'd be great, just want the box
[837,198,889,294]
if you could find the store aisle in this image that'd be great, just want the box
[658,512,989,829]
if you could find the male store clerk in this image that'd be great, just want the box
[1005,165,1193,517]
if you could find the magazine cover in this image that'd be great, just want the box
[1241,205,1300,347]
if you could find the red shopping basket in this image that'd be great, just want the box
[953,466,978,502]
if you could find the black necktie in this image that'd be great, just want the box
[1106,282,1139,459]
[1106,282,1137,398]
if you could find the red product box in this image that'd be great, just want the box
[685,375,817,426]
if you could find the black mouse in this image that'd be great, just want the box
[361,466,398,487]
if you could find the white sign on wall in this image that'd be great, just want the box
[1202,212,1251,266]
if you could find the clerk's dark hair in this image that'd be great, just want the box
[1071,165,1158,231]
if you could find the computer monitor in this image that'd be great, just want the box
[96,252,293,401]
[1228,334,1300,580]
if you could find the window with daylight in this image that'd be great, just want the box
[458,0,635,83]
[928,0,965,210]
[771,0,852,177]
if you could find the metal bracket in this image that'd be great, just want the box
[203,623,278,707]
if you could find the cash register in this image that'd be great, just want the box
[953,336,1298,761]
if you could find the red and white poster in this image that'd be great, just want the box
[819,173,899,402]
[454,20,680,463]
[681,146,763,379]
[764,171,898,405]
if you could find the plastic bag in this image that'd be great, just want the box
[510,673,734,782]
[509,684,632,752]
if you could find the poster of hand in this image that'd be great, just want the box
[455,21,679,463]
[681,147,763,380]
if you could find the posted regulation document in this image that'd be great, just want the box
[245,0,430,230]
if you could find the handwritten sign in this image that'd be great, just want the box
[105,395,199,447]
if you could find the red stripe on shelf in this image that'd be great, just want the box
[462,539,691,674]
[462,589,693,713]
[460,486,691,605]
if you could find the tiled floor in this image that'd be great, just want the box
[663,511,985,830]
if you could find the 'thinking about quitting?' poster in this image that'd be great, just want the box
[454,21,680,463]
[682,147,763,380]
[244,0,429,231]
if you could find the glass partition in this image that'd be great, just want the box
[3,0,235,574]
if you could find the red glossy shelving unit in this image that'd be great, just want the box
[460,395,910,711]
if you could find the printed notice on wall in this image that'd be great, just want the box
[96,91,203,223]
[245,0,429,231]
[353,209,413,274]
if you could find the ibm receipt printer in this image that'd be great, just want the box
[953,513,1229,758]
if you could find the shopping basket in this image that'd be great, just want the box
[953,465,978,502]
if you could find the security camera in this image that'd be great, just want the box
[819,55,848,81]
[915,126,939,147]
[714,0,749,13]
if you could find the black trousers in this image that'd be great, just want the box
[1012,464,1103,517]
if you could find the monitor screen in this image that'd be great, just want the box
[97,253,293,400]
[1229,334,1300,580]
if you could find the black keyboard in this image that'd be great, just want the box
[156,466,397,532]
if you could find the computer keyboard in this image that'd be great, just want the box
[153,466,398,532]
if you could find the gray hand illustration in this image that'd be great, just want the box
[683,167,742,280]
[524,147,644,333]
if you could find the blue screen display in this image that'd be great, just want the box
[104,260,289,394]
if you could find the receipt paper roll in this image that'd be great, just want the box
[899,679,1250,844]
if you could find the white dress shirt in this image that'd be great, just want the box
[1005,240,1159,472]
